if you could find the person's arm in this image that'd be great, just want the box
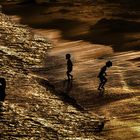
[102,66,107,76]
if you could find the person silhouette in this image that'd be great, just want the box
[97,61,112,90]
[0,78,6,102]
[66,54,73,81]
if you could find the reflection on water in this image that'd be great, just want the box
[63,79,73,93]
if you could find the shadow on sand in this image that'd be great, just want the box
[36,77,84,111]
[63,79,73,94]
[77,89,140,109]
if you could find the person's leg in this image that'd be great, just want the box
[69,73,73,79]
[69,68,73,79]
[101,77,107,89]
[67,69,73,80]
[67,71,70,80]
[98,83,102,90]
[98,77,103,90]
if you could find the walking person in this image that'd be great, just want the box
[66,54,73,81]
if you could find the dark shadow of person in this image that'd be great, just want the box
[63,79,73,94]
[62,79,84,111]
[0,78,6,102]
[98,88,105,97]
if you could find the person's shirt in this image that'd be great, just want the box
[98,66,107,77]
[67,59,73,70]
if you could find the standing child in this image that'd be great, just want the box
[66,54,73,81]
[97,61,112,90]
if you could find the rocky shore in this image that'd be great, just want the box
[0,9,104,140]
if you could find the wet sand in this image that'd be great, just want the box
[1,2,140,140]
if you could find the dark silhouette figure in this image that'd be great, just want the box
[0,78,6,102]
[66,54,73,81]
[97,61,112,90]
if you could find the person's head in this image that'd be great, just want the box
[66,53,71,59]
[106,61,112,67]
